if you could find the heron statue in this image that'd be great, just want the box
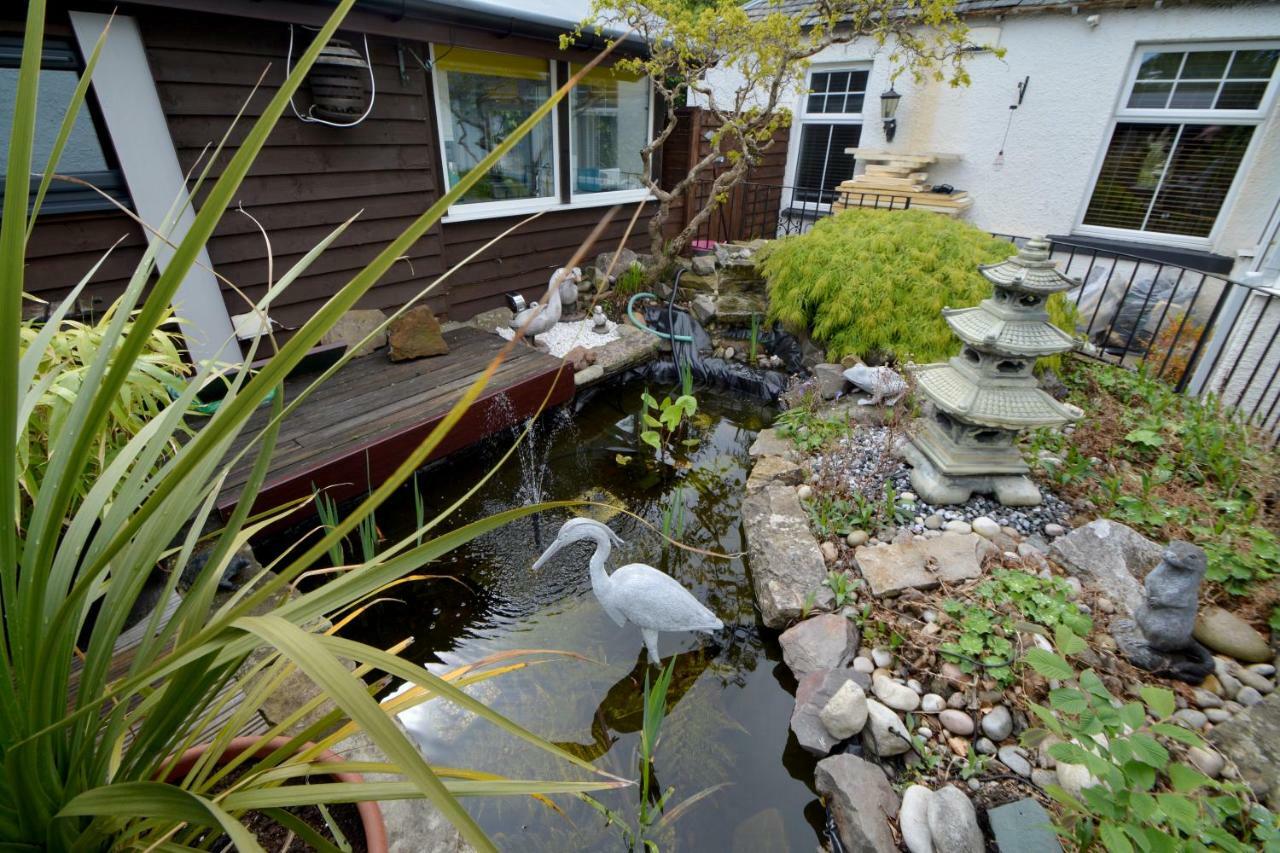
[532,517,723,664]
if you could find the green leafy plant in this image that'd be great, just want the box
[2,5,626,849]
[761,209,1077,366]
[775,406,850,453]
[615,261,648,297]
[822,570,855,608]
[803,491,874,537]
[748,313,761,363]
[640,388,699,462]
[1024,639,1280,851]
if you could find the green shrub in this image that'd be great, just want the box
[759,208,1076,366]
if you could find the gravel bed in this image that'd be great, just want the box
[497,316,619,358]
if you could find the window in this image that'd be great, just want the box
[792,68,867,205]
[432,47,557,210]
[570,64,650,199]
[1081,44,1279,244]
[0,34,126,214]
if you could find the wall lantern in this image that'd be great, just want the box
[880,86,902,142]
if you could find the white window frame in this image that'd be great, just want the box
[783,63,870,214]
[430,44,561,222]
[567,68,656,206]
[1074,40,1280,251]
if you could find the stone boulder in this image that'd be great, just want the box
[791,668,870,755]
[388,306,449,361]
[742,483,832,627]
[862,698,912,757]
[779,613,858,678]
[1048,519,1162,615]
[926,786,983,853]
[1210,690,1280,806]
[595,247,639,280]
[746,455,803,495]
[747,428,794,460]
[814,363,849,400]
[854,533,985,596]
[814,754,900,852]
[987,798,1062,853]
[1194,606,1273,663]
[321,308,389,358]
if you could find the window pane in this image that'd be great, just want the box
[570,65,650,195]
[1181,50,1230,79]
[1216,80,1268,109]
[810,72,830,93]
[793,123,861,205]
[826,72,849,94]
[1169,80,1218,108]
[435,48,554,204]
[1083,122,1178,231]
[842,93,865,113]
[1136,51,1182,80]
[1127,82,1172,108]
[0,67,110,179]
[1147,123,1253,237]
[1229,49,1280,78]
[848,70,870,92]
[807,94,825,113]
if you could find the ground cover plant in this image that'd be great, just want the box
[1028,360,1280,621]
[2,4,627,849]
[760,209,1077,366]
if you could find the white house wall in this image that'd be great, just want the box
[700,3,1280,267]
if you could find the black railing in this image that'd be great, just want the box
[685,179,910,247]
[681,178,1280,439]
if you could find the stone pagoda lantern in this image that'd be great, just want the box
[901,236,1082,506]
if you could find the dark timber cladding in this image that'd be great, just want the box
[215,325,575,520]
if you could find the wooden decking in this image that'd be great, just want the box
[216,325,575,519]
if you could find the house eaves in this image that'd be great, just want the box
[743,0,1270,26]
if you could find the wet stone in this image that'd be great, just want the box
[987,798,1063,853]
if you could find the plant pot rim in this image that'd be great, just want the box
[166,735,388,853]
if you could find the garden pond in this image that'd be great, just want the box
[335,379,826,851]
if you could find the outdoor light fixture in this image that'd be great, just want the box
[880,86,902,142]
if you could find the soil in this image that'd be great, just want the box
[214,765,370,853]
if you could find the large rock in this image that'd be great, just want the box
[814,754,900,852]
[926,786,983,853]
[748,427,794,460]
[987,798,1062,853]
[814,363,849,400]
[743,483,832,627]
[791,668,870,754]
[388,306,449,361]
[1048,519,1162,615]
[1194,606,1273,663]
[321,308,389,357]
[899,785,935,853]
[595,247,639,280]
[862,698,912,757]
[820,680,870,740]
[854,533,985,596]
[746,455,803,495]
[1211,690,1280,806]
[779,613,858,678]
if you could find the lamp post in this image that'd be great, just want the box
[880,86,902,143]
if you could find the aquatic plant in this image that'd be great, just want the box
[640,388,699,463]
[760,209,1076,366]
[2,4,625,849]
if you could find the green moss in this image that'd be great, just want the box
[759,208,1076,367]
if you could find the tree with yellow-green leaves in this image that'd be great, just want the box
[564,0,979,266]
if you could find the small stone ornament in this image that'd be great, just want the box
[1113,540,1215,684]
[592,304,609,332]
[843,363,908,406]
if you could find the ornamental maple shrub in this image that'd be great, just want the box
[760,208,1076,367]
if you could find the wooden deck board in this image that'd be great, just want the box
[215,325,575,520]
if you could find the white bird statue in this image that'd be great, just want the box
[533,517,723,664]
[510,267,577,343]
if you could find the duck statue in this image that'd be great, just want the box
[510,267,577,344]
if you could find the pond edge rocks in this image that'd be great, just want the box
[741,481,832,627]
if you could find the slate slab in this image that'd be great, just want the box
[854,533,985,596]
[814,753,900,852]
[743,482,832,627]
[987,798,1062,853]
[746,455,803,494]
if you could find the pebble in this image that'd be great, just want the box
[975,737,997,756]
[873,674,922,712]
[898,785,935,853]
[1224,700,1245,713]
[1233,666,1274,694]
[796,484,813,501]
[1031,768,1058,790]
[1172,708,1207,729]
[948,736,971,757]
[1043,523,1066,537]
[939,709,975,736]
[981,705,1013,742]
[819,681,870,739]
[853,656,874,674]
[971,517,1000,539]
[947,691,968,710]
[1192,688,1223,709]
[821,541,839,563]
[1096,597,1115,614]
[1188,746,1225,778]
[846,530,869,547]
[1206,708,1233,723]
[921,693,946,714]
[927,786,985,853]
[871,648,894,668]
[1063,577,1082,599]
[907,679,924,695]
[940,662,969,686]
[917,726,933,739]
[924,514,943,530]
[1249,663,1276,677]
[997,745,1033,777]
[944,520,972,534]
[1237,686,1264,706]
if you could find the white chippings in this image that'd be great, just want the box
[498,316,619,358]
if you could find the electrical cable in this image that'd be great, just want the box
[286,24,377,129]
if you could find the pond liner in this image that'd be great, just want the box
[718,322,808,374]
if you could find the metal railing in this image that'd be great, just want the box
[680,177,1280,439]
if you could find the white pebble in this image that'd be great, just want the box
[971,517,1000,539]
[871,648,894,668]
[853,656,874,674]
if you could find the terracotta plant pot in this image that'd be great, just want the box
[166,735,388,852]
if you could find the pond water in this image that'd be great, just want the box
[340,379,825,851]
